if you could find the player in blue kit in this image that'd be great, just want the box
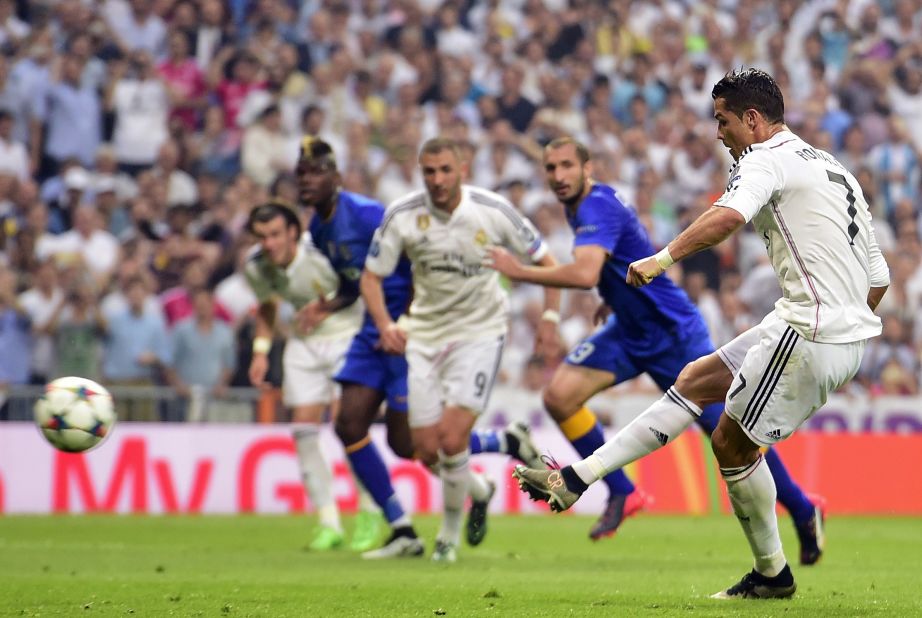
[488,137,825,563]
[296,137,544,558]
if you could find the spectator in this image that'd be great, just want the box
[151,139,198,207]
[99,276,170,422]
[33,54,101,174]
[0,266,32,393]
[17,260,63,384]
[50,276,102,380]
[210,51,266,132]
[866,116,920,223]
[41,205,119,289]
[0,109,28,181]
[241,104,293,188]
[104,0,167,57]
[165,287,236,421]
[107,51,170,174]
[158,29,207,132]
[858,315,919,395]
[497,64,537,134]
[160,259,232,329]
[194,0,230,71]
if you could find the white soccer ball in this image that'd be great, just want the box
[34,377,116,453]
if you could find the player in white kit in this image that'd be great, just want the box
[361,138,561,562]
[245,201,371,551]
[513,69,890,598]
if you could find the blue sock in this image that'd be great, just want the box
[562,407,634,495]
[469,429,503,454]
[697,403,814,524]
[346,437,406,525]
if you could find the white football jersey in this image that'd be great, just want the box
[244,232,362,340]
[366,185,548,344]
[715,130,890,343]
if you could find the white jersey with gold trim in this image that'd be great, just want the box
[366,185,548,344]
[244,231,362,340]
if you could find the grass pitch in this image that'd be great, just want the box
[1,513,920,617]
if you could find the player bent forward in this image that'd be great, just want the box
[245,201,374,551]
[361,137,561,563]
[513,68,889,598]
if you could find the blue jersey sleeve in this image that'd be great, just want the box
[572,194,625,254]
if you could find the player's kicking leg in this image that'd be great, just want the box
[334,383,423,559]
[541,361,650,540]
[514,353,730,535]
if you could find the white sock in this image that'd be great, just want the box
[437,449,471,546]
[571,388,700,485]
[721,455,786,577]
[468,469,491,501]
[293,425,341,532]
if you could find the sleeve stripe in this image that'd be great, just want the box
[469,190,525,230]
[379,198,425,234]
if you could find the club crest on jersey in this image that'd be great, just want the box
[417,214,430,230]
[474,229,488,247]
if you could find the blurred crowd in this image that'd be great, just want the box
[0,0,921,421]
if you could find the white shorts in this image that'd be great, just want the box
[718,312,865,447]
[281,336,351,407]
[405,335,505,428]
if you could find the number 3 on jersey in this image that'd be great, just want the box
[567,342,595,365]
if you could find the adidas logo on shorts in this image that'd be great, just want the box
[649,428,669,446]
[765,429,782,440]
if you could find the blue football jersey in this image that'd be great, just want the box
[309,191,412,322]
[566,183,703,348]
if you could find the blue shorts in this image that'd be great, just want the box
[334,329,409,412]
[565,316,715,392]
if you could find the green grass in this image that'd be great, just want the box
[1,514,920,617]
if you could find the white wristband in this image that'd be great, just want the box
[252,337,271,355]
[654,247,674,270]
[541,309,561,324]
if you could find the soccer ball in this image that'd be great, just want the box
[34,377,116,453]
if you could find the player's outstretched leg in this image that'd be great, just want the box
[558,406,645,538]
[543,363,653,540]
[470,422,545,469]
[515,387,700,518]
[698,403,824,565]
[513,463,586,512]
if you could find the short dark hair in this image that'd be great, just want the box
[246,200,302,236]
[545,137,591,164]
[711,68,785,124]
[418,137,463,162]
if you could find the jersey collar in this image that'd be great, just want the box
[424,184,467,220]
